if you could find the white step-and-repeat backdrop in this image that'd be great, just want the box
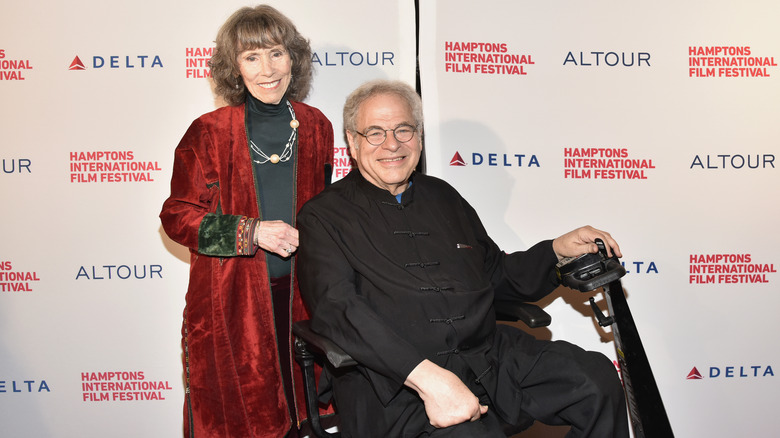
[0,1,414,436]
[419,1,778,437]
[2,0,777,437]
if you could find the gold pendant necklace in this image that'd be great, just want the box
[249,101,298,164]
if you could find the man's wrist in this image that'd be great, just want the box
[404,359,434,393]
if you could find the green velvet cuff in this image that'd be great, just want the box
[198,213,246,256]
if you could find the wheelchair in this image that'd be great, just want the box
[292,301,552,438]
[294,239,674,437]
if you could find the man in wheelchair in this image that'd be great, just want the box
[297,80,629,437]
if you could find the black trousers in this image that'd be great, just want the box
[271,275,300,438]
[331,324,629,438]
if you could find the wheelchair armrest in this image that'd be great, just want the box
[494,301,552,328]
[293,320,357,368]
[292,301,550,370]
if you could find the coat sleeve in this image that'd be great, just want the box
[462,197,560,303]
[159,118,259,257]
[297,208,426,404]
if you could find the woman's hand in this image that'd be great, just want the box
[254,220,299,257]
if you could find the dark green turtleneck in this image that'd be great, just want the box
[246,93,296,278]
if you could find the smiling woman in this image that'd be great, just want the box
[209,5,314,107]
[237,45,292,105]
[159,5,334,438]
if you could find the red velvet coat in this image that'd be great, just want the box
[160,101,333,437]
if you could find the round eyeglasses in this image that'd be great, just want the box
[355,124,417,146]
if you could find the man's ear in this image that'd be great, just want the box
[346,130,358,156]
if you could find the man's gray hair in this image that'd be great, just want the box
[343,80,423,134]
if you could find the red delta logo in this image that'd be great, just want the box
[686,367,703,380]
[687,365,774,380]
[450,152,467,166]
[69,56,86,70]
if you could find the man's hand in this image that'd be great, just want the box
[552,225,622,260]
[404,359,488,428]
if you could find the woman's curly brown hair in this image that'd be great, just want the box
[210,5,313,106]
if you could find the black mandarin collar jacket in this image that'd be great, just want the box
[297,169,559,405]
